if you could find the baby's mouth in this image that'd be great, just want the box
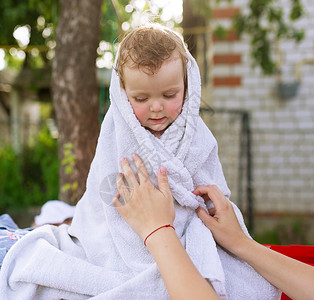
[149,117,166,123]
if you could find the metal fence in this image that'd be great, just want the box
[3,109,313,235]
[200,107,254,232]
[200,107,314,235]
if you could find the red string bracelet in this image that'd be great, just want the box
[144,224,175,246]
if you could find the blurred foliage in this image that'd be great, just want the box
[0,0,306,75]
[0,126,59,212]
[0,0,134,69]
[61,143,78,203]
[0,0,58,72]
[99,0,179,61]
[185,0,304,75]
[0,0,58,46]
[233,0,304,74]
[102,0,132,43]
[188,0,232,18]
[255,218,311,245]
[213,24,228,39]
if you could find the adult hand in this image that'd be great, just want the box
[194,185,248,252]
[113,154,175,241]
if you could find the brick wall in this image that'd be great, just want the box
[200,0,314,215]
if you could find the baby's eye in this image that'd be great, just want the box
[134,97,148,102]
[164,93,177,99]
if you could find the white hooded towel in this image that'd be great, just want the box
[0,31,280,300]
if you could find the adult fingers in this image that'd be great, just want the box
[120,157,139,190]
[113,194,127,219]
[157,166,170,195]
[193,185,212,197]
[132,154,152,186]
[116,173,131,202]
[208,207,216,216]
[193,186,210,202]
[112,193,123,207]
[194,185,226,211]
[196,206,215,229]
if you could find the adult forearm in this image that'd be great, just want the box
[233,237,314,300]
[146,228,218,300]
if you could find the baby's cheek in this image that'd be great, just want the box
[132,105,147,125]
[169,100,183,118]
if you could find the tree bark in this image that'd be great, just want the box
[52,0,102,204]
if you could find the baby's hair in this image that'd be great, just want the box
[115,24,190,89]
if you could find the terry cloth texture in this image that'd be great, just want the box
[0,30,280,300]
[0,214,33,269]
[34,200,76,226]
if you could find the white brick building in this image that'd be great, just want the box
[196,0,314,228]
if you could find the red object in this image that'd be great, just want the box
[144,224,175,246]
[213,54,242,65]
[213,76,242,87]
[264,245,314,300]
[212,7,240,19]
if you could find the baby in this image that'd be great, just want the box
[115,25,189,138]
[0,24,280,300]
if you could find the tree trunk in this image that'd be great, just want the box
[52,0,102,205]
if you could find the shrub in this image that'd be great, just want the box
[254,218,310,245]
[0,126,59,212]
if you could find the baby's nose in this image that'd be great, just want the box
[150,100,163,112]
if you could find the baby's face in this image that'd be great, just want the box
[124,55,185,138]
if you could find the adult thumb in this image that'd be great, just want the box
[158,166,170,194]
[196,206,214,230]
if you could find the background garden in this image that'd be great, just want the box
[1,0,313,244]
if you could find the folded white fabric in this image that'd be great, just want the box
[0,37,280,299]
[34,200,76,226]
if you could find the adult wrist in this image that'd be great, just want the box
[145,225,177,250]
[231,235,257,259]
[144,224,175,246]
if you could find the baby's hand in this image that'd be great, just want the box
[194,185,248,252]
[114,154,175,241]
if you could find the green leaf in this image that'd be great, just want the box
[65,165,73,175]
[71,181,78,191]
[62,183,71,191]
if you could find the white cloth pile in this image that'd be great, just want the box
[34,200,75,226]
[0,38,280,299]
